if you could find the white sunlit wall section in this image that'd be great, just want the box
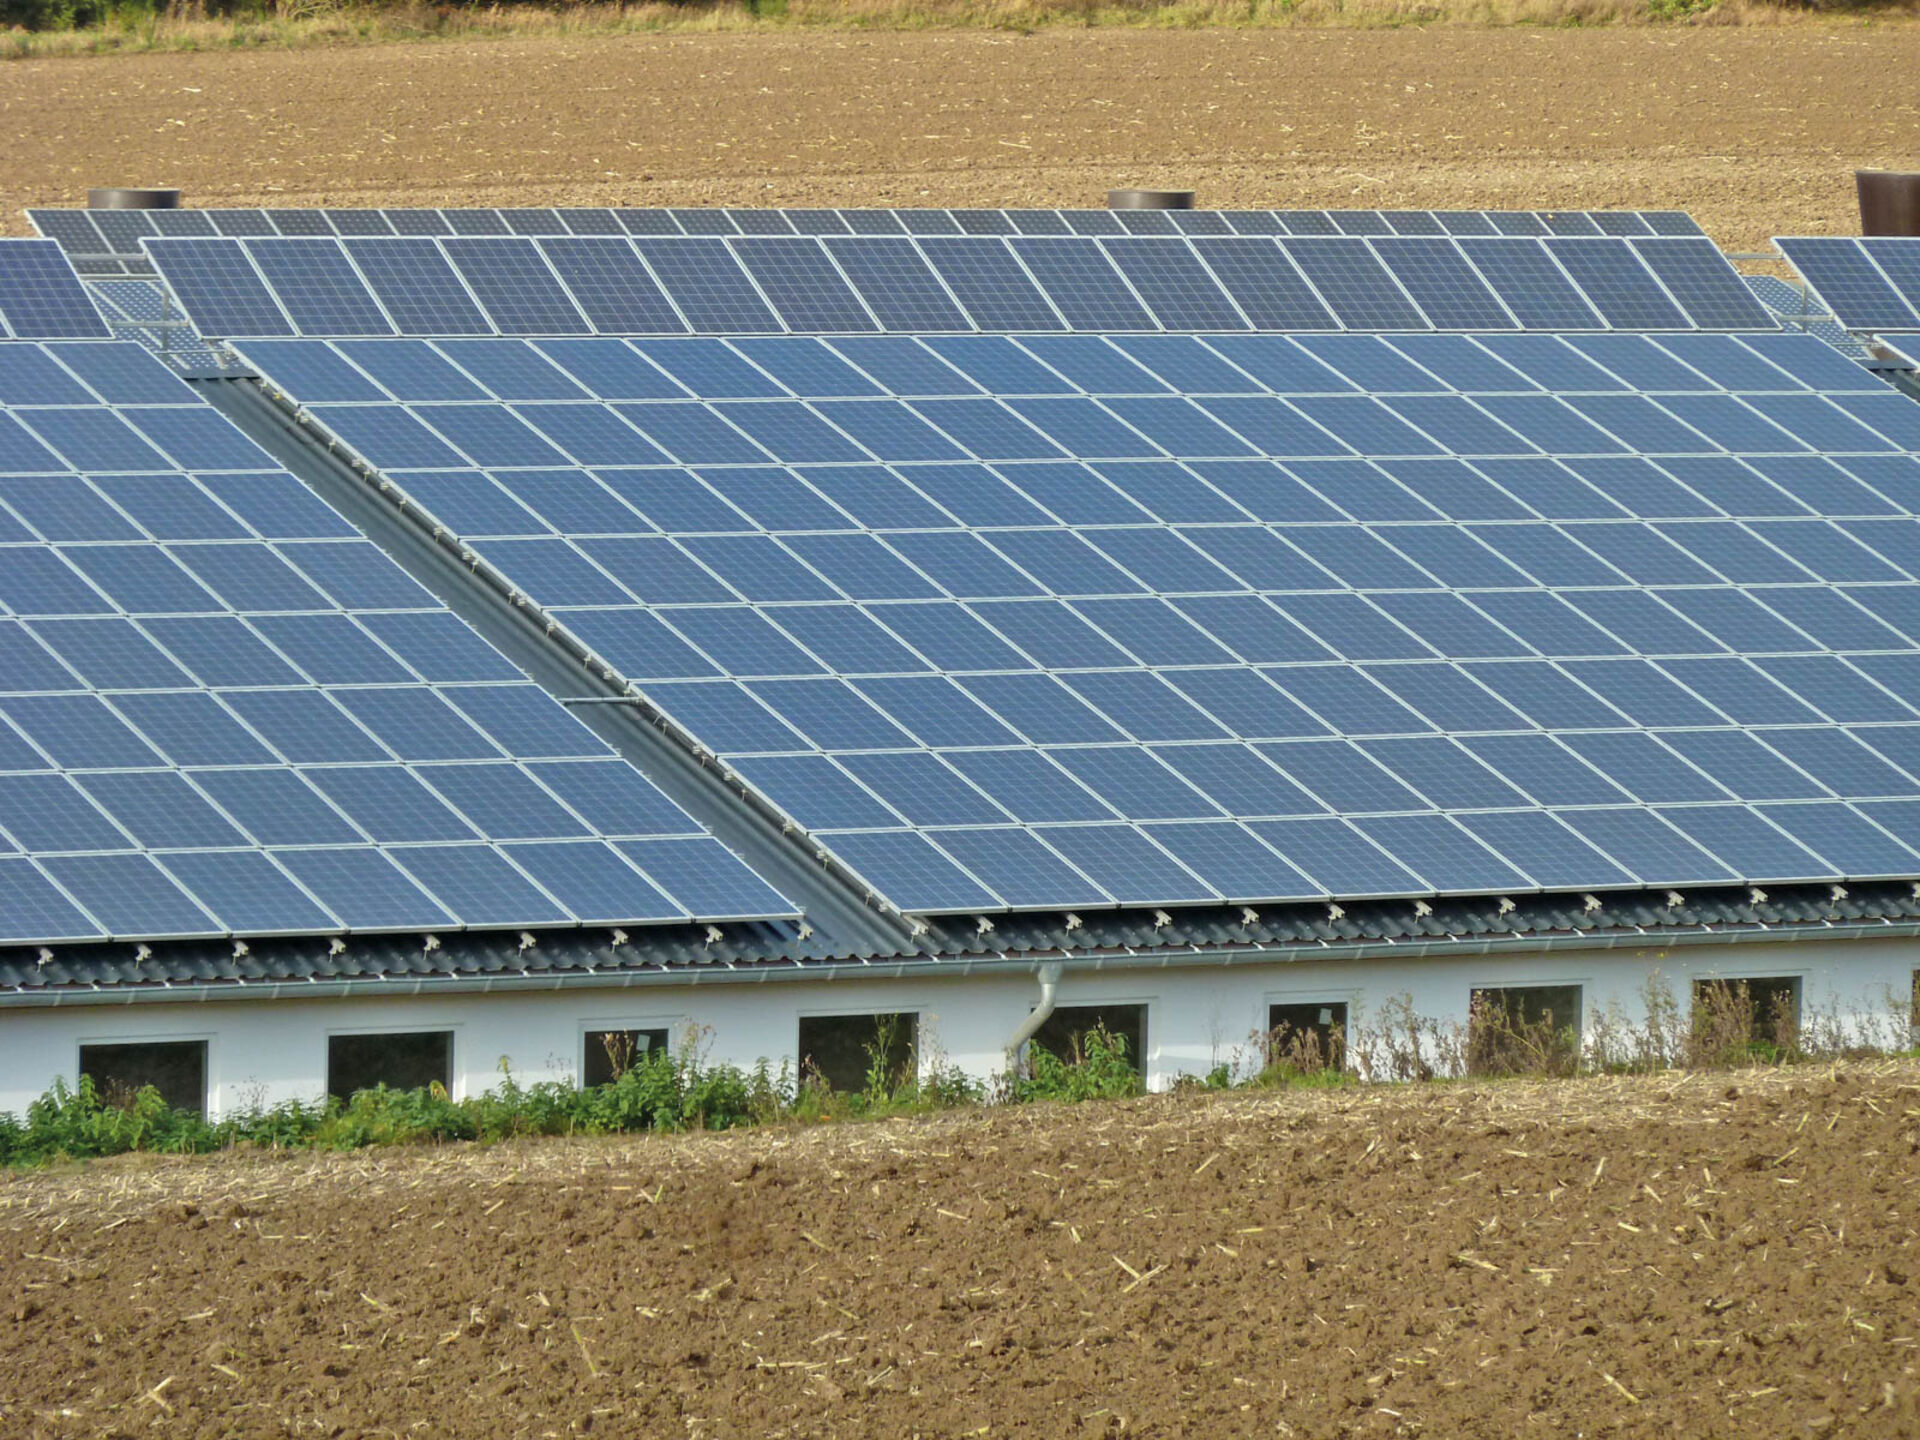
[0,340,797,946]
[230,325,1920,917]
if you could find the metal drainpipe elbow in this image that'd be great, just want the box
[1005,961,1066,1065]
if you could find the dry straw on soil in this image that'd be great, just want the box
[9,0,1920,60]
[4,1061,1918,1437]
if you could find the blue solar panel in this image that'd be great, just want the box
[1371,238,1515,329]
[244,238,393,335]
[732,238,877,332]
[1280,238,1430,330]
[1629,238,1777,331]
[344,239,493,335]
[1858,240,1920,329]
[141,239,293,337]
[1455,238,1610,331]
[536,238,686,333]
[919,238,1064,331]
[824,238,974,331]
[132,210,1777,339]
[631,238,783,332]
[1187,240,1339,330]
[1545,239,1690,330]
[444,237,590,334]
[215,241,1920,919]
[1777,237,1920,331]
[0,340,797,944]
[39,206,1715,247]
[0,241,111,339]
[1101,239,1248,330]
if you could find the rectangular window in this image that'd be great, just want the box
[327,1030,452,1102]
[1468,985,1583,1077]
[1029,1003,1146,1073]
[583,1027,670,1088]
[1267,1001,1348,1072]
[79,1040,207,1117]
[797,1012,917,1094]
[1692,976,1801,1055]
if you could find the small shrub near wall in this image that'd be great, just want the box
[5,978,1917,1169]
[0,1022,992,1169]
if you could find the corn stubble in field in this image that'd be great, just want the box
[3,1062,1918,1437]
[8,0,1918,60]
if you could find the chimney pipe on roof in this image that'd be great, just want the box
[1856,171,1920,236]
[1108,189,1194,210]
[88,188,180,210]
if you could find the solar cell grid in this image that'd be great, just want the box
[632,238,782,332]
[1545,238,1690,330]
[534,238,687,334]
[919,239,1066,331]
[1101,239,1249,331]
[342,239,492,336]
[0,339,798,944]
[0,241,113,340]
[1280,238,1430,331]
[443,237,590,334]
[1777,237,1920,332]
[823,239,975,331]
[1370,238,1516,330]
[1629,238,1778,331]
[244,239,393,336]
[236,324,1920,914]
[141,239,293,338]
[444,210,511,236]
[136,216,1781,338]
[732,238,878,332]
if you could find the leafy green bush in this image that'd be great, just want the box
[0,1033,969,1168]
[1009,1026,1143,1103]
[0,1024,1155,1169]
[0,0,274,32]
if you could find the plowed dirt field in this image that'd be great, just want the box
[5,26,1920,249]
[3,1064,1918,1438]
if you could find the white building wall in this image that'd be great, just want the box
[3,936,1915,1120]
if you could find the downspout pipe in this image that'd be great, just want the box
[1005,961,1065,1066]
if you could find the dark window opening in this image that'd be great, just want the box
[1029,1003,1146,1072]
[583,1027,671,1087]
[798,1012,918,1094]
[1692,976,1801,1053]
[327,1030,452,1102]
[1268,1001,1348,1072]
[79,1041,207,1117]
[1468,985,1583,1077]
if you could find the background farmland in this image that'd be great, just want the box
[4,1063,1919,1436]
[5,26,1920,249]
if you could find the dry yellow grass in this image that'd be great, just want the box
[8,0,1918,60]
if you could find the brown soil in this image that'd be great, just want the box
[5,27,1920,251]
[4,1064,1919,1438]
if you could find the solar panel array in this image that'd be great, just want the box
[0,240,111,340]
[137,231,1775,340]
[32,206,1707,252]
[1777,237,1920,333]
[0,339,797,944]
[237,327,1920,914]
